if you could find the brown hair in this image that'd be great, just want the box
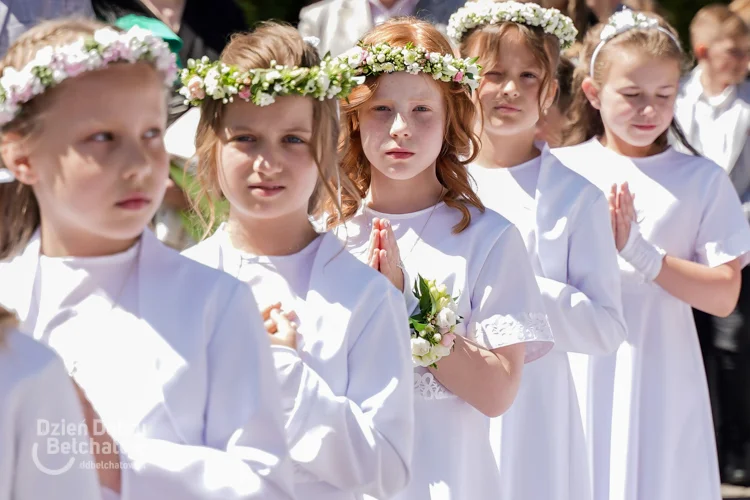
[0,18,113,260]
[328,17,483,234]
[563,13,696,153]
[459,11,562,116]
[191,22,351,235]
[691,4,750,52]
[0,306,17,345]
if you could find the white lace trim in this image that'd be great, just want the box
[475,312,552,350]
[414,371,456,400]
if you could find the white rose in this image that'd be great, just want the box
[436,308,457,329]
[411,337,431,357]
[265,70,282,82]
[433,344,451,358]
[257,92,275,106]
[93,27,121,46]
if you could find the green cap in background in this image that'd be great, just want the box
[115,14,184,68]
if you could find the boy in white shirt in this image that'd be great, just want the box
[674,4,750,486]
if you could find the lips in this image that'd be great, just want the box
[249,183,285,196]
[495,104,520,112]
[116,194,151,210]
[385,148,414,160]
[633,124,658,131]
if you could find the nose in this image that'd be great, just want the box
[641,102,657,118]
[502,78,520,99]
[390,113,411,138]
[123,139,155,182]
[252,147,284,175]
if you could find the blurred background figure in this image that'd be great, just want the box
[674,4,750,486]
[0,0,93,55]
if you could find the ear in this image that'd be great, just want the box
[0,133,38,185]
[581,77,602,111]
[694,44,708,60]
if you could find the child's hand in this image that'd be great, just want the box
[267,308,299,350]
[367,218,404,292]
[608,182,637,252]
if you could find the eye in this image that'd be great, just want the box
[283,135,306,144]
[657,94,672,99]
[88,131,114,142]
[621,92,640,98]
[143,128,162,140]
[373,105,391,112]
[414,105,431,112]
[233,135,256,143]
[521,72,538,79]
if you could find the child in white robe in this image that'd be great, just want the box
[448,3,627,500]
[179,23,415,500]
[329,17,555,500]
[0,18,294,500]
[553,10,750,500]
[0,307,102,500]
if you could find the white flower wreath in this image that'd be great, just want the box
[447,1,578,49]
[0,26,177,127]
[589,9,681,75]
[179,55,358,107]
[337,42,481,92]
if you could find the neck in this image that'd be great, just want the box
[39,221,140,258]
[226,209,318,257]
[477,127,540,169]
[367,163,444,214]
[699,67,731,97]
[600,130,665,158]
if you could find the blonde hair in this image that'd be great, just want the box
[459,10,561,115]
[0,18,112,260]
[691,4,750,52]
[730,0,750,26]
[191,22,352,236]
[328,17,483,234]
[564,13,695,152]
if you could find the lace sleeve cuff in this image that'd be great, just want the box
[473,312,554,363]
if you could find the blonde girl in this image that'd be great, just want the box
[554,9,750,500]
[0,18,294,499]
[180,22,415,500]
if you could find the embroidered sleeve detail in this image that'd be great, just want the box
[474,312,554,363]
[414,371,456,400]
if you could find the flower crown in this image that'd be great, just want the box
[0,26,178,127]
[337,42,481,92]
[590,9,681,75]
[179,54,357,107]
[447,1,578,49]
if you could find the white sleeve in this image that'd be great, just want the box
[471,224,554,363]
[694,170,750,268]
[273,283,414,498]
[14,354,103,500]
[536,193,627,355]
[119,283,296,500]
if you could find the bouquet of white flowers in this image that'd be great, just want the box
[409,275,461,368]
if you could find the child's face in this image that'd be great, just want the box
[476,36,552,139]
[358,72,446,182]
[590,47,680,150]
[13,62,169,251]
[702,34,750,86]
[218,95,319,222]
